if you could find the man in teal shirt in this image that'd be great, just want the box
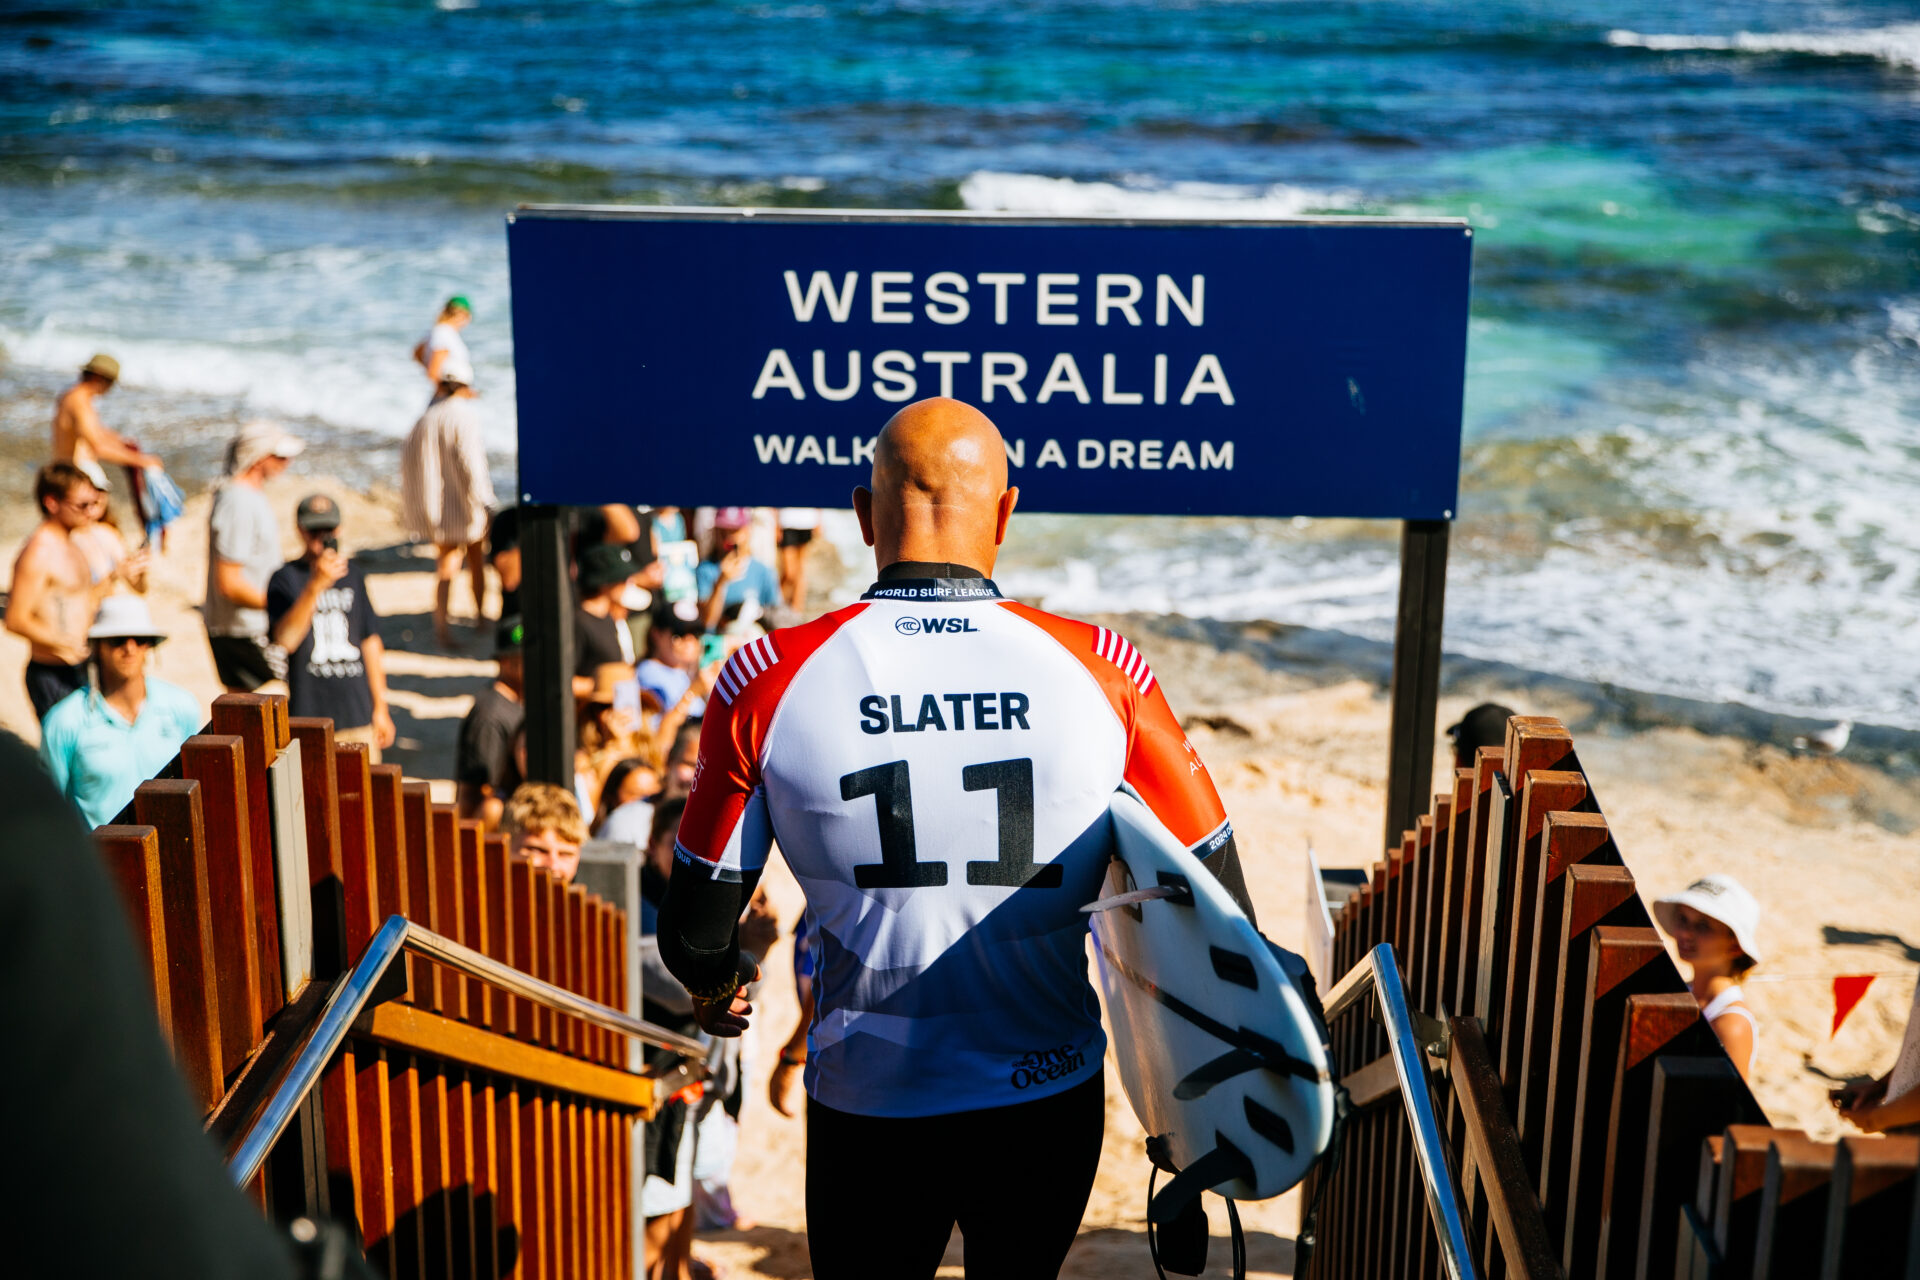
[40,596,200,827]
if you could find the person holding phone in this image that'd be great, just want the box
[696,507,781,632]
[267,494,395,761]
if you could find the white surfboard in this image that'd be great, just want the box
[1087,791,1335,1202]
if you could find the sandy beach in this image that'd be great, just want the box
[4,480,1916,1279]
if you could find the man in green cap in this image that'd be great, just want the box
[53,353,164,492]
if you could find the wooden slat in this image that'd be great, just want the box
[1537,864,1640,1231]
[1449,1017,1563,1279]
[334,743,379,964]
[400,782,439,1012]
[1595,994,1719,1278]
[368,765,409,928]
[1560,927,1678,1273]
[1754,1134,1837,1280]
[1472,768,1518,1029]
[210,692,284,1025]
[1514,810,1612,1178]
[1713,1125,1801,1280]
[1482,719,1576,1041]
[322,1046,365,1252]
[510,855,539,1044]
[96,824,172,1035]
[459,820,490,1028]
[484,834,514,1033]
[568,885,590,1060]
[1633,1056,1760,1280]
[1453,748,1505,1018]
[181,733,264,1076]
[289,718,347,977]
[353,1045,398,1262]
[1820,1135,1920,1280]
[432,806,467,1022]
[1433,768,1475,1015]
[387,1050,427,1279]
[134,778,223,1108]
[1497,771,1591,1095]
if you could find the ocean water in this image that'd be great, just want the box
[2,1,1916,728]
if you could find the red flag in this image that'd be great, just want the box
[1832,975,1877,1038]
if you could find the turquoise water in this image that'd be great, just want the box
[2,2,1917,725]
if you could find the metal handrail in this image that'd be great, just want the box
[226,913,709,1186]
[1323,943,1478,1280]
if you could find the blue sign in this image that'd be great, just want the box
[508,209,1472,519]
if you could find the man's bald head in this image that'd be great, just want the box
[853,397,1019,574]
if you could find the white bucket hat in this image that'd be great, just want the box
[1653,874,1762,964]
[87,595,168,644]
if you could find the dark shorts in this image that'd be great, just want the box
[26,660,88,720]
[208,635,280,692]
[806,1072,1104,1280]
[779,527,816,549]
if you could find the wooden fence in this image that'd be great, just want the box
[93,692,653,1279]
[1302,715,1920,1280]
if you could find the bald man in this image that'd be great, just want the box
[660,398,1251,1279]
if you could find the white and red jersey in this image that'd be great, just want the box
[675,573,1233,1117]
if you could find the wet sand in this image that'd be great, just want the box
[3,479,1916,1279]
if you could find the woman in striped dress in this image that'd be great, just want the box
[400,361,495,648]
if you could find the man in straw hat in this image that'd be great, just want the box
[38,594,200,828]
[52,353,164,493]
[204,420,304,692]
[400,355,495,649]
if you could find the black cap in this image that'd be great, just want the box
[650,602,703,637]
[578,542,637,592]
[494,615,525,656]
[295,493,341,532]
[1447,703,1515,758]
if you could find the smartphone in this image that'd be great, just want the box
[322,535,340,553]
[702,633,727,667]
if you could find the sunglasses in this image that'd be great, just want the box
[99,636,155,650]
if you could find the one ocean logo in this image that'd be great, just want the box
[895,616,979,636]
[1010,1045,1085,1090]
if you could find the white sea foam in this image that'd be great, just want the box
[1607,25,1920,70]
[958,171,1364,219]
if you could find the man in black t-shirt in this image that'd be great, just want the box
[266,494,395,760]
[456,615,526,829]
[573,541,647,696]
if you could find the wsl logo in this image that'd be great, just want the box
[1010,1045,1085,1090]
[895,616,980,636]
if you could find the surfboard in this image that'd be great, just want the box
[1087,791,1335,1202]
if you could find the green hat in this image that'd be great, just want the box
[446,294,472,314]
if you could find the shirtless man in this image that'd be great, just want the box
[53,354,163,491]
[6,463,107,719]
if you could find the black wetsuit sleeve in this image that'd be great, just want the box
[658,862,762,999]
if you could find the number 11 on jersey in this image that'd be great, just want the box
[841,757,1061,890]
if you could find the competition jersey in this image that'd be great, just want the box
[674,573,1234,1118]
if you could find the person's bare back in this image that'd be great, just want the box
[7,519,96,666]
[53,375,160,478]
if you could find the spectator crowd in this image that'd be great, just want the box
[7,315,828,1280]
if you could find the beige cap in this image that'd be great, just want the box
[228,419,306,476]
[82,353,120,382]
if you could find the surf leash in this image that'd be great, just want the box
[1145,1134,1247,1280]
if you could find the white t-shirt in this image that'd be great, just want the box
[425,322,472,384]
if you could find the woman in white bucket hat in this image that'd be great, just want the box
[1654,874,1761,1082]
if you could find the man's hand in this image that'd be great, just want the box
[118,545,151,588]
[372,704,397,750]
[691,959,760,1037]
[769,1056,804,1117]
[717,543,752,584]
[311,548,350,591]
[739,889,780,959]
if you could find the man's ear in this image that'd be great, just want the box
[995,486,1019,547]
[852,486,877,547]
